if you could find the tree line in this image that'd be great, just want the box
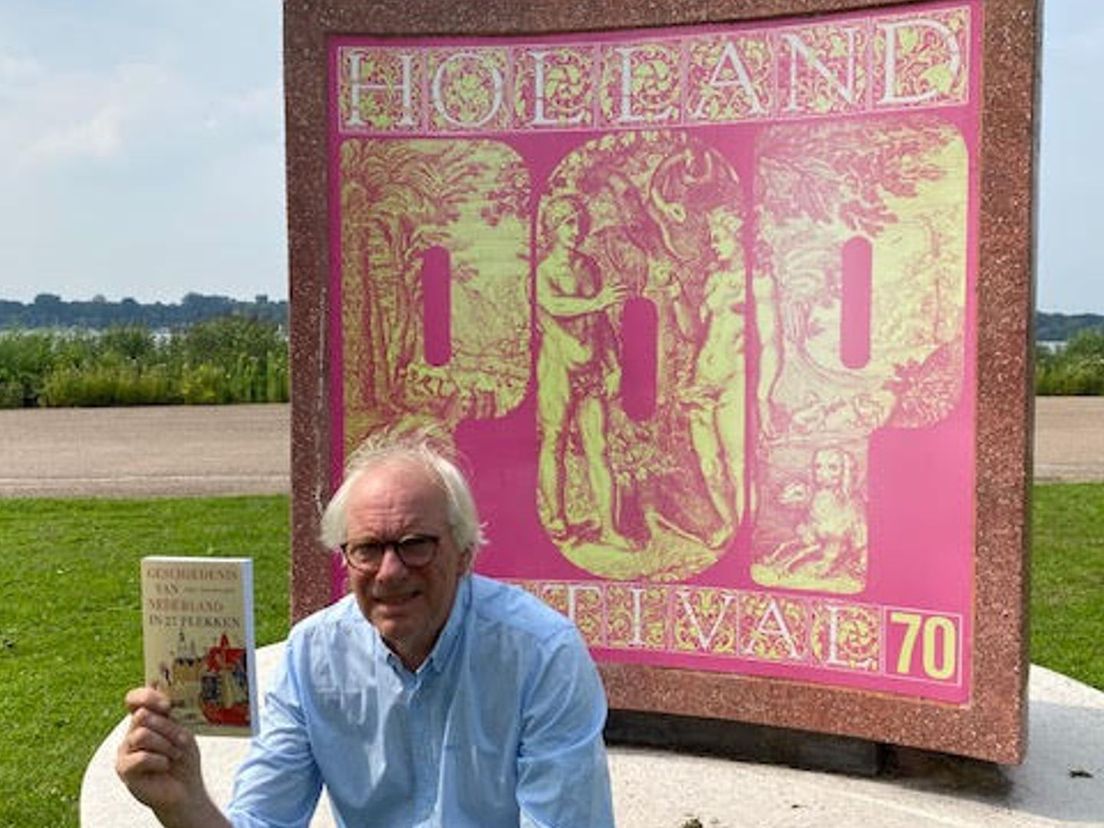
[0,292,287,331]
[2,296,1095,344]
[1036,311,1104,343]
[0,299,1100,406]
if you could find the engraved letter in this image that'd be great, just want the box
[782,29,859,112]
[691,39,767,118]
[878,19,961,106]
[529,50,587,127]
[565,583,604,625]
[677,590,737,650]
[346,50,416,128]
[432,51,504,128]
[614,46,678,124]
[746,598,801,660]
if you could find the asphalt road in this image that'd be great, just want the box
[0,398,1099,498]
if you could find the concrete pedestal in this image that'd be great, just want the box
[82,645,1104,827]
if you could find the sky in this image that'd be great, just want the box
[0,1,1098,313]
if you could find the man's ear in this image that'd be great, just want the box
[459,545,474,575]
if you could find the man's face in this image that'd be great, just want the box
[343,459,470,670]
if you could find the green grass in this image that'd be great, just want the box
[0,486,1100,827]
[0,317,289,408]
[1030,484,1104,688]
[0,496,290,828]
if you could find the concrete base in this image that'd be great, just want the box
[82,644,1104,827]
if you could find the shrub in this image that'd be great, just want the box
[0,318,288,407]
[1037,331,1104,396]
[0,331,57,406]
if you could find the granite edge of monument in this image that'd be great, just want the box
[282,0,1039,765]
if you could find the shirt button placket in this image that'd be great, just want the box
[409,676,434,823]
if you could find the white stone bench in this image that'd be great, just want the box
[83,652,1104,827]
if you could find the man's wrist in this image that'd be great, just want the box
[154,794,231,828]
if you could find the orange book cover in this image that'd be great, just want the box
[140,557,257,737]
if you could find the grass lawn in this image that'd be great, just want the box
[1030,484,1104,689]
[0,496,291,828]
[0,485,1101,827]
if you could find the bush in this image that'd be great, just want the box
[98,325,156,362]
[0,331,58,406]
[180,363,232,404]
[1036,331,1104,396]
[0,318,288,407]
[40,363,180,407]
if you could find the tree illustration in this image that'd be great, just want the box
[341,140,489,410]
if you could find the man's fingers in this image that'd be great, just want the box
[127,721,184,761]
[124,686,172,714]
[117,746,173,776]
[131,705,187,743]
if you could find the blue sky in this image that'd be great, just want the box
[0,1,1097,313]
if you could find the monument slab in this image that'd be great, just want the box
[284,0,1038,763]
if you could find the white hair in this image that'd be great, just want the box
[319,427,487,563]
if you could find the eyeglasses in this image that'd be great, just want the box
[341,534,440,572]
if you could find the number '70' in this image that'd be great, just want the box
[889,611,958,681]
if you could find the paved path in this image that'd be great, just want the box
[0,398,1100,498]
[0,404,289,497]
[1033,396,1104,482]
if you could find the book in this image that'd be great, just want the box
[141,556,258,737]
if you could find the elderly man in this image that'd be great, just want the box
[117,431,614,827]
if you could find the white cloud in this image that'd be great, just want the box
[192,81,283,136]
[24,103,124,162]
[2,59,172,169]
[0,2,287,304]
[224,82,282,119]
[0,52,38,80]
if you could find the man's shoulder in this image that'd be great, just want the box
[468,575,575,645]
[286,593,362,644]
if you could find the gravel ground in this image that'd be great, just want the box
[0,398,1098,498]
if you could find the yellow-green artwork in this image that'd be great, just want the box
[329,1,979,701]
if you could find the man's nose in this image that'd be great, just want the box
[374,546,407,580]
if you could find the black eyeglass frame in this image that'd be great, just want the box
[340,534,441,572]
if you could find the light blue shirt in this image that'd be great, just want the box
[227,575,614,828]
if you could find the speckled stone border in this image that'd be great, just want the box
[284,0,1038,763]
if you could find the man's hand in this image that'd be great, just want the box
[115,687,230,828]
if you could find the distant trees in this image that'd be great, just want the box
[0,293,287,331]
[0,297,1100,403]
[1036,312,1104,343]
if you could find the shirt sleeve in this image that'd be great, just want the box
[226,637,324,828]
[515,626,614,828]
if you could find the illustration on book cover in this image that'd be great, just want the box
[141,557,257,737]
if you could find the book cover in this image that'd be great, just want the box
[141,556,258,737]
